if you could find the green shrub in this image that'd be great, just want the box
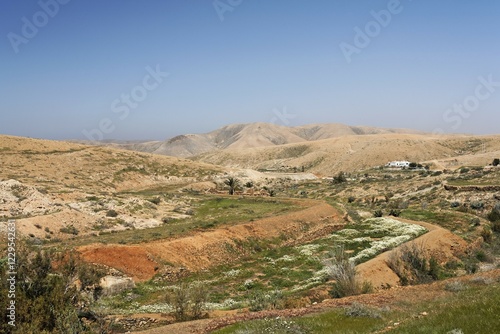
[389,209,401,217]
[162,217,173,224]
[387,243,441,285]
[470,201,484,210]
[332,171,347,184]
[0,245,103,333]
[345,302,381,318]
[475,250,488,262]
[485,205,500,233]
[445,260,461,270]
[326,246,373,298]
[106,209,118,217]
[148,197,161,205]
[487,206,500,224]
[373,210,383,218]
[60,225,79,235]
[463,258,479,274]
[429,257,440,280]
[248,289,284,312]
[165,282,209,321]
[444,280,467,292]
[470,217,481,226]
[493,222,500,234]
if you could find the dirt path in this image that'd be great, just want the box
[79,200,343,281]
[356,219,468,289]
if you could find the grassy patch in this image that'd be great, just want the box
[104,217,427,312]
[215,282,500,334]
[400,209,467,232]
[63,196,299,247]
[215,309,385,334]
[390,283,500,334]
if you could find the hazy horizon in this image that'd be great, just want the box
[1,0,499,141]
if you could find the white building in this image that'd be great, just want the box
[386,161,411,168]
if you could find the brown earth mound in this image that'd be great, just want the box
[78,245,159,282]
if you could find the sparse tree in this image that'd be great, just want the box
[0,243,106,333]
[190,282,210,320]
[165,282,209,321]
[224,177,239,195]
[332,171,347,184]
[166,283,190,321]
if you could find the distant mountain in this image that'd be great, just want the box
[193,133,500,176]
[87,122,424,158]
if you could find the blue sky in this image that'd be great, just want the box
[1,0,499,140]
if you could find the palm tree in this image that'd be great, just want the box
[224,177,239,195]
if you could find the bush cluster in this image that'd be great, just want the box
[345,302,382,318]
[387,243,441,285]
[165,282,209,321]
[325,246,372,298]
[487,204,500,232]
[247,289,284,312]
[0,245,106,333]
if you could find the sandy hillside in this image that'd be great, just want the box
[84,122,424,158]
[0,134,224,194]
[0,135,230,240]
[194,133,500,176]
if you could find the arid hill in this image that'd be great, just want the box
[76,123,500,176]
[83,122,424,157]
[0,134,224,194]
[0,135,229,240]
[193,133,500,176]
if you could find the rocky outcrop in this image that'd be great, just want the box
[0,179,54,218]
[99,275,135,296]
[443,184,500,192]
[114,317,170,332]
